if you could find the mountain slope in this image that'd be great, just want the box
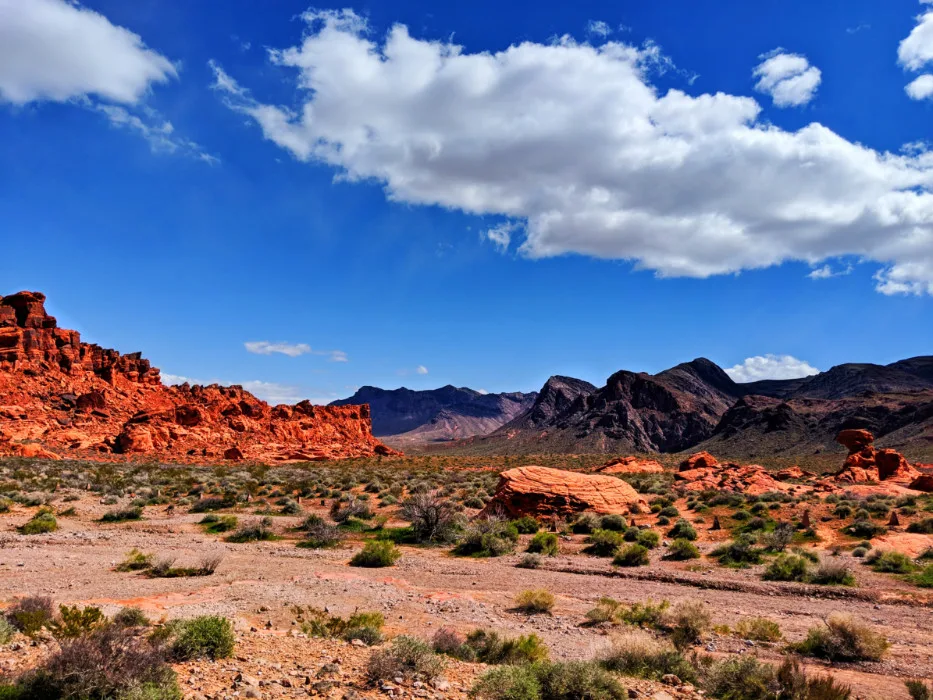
[331,385,536,444]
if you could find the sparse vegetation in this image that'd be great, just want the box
[367,636,445,683]
[18,508,58,535]
[472,661,625,700]
[514,589,555,614]
[526,532,559,556]
[350,540,402,567]
[734,617,782,642]
[791,614,889,662]
[169,615,235,660]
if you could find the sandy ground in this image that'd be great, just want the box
[1,499,932,699]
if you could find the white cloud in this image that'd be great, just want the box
[0,0,175,105]
[725,355,821,383]
[753,50,821,107]
[212,10,933,296]
[483,222,519,251]
[244,341,347,361]
[807,262,852,279]
[586,20,612,38]
[899,5,933,72]
[161,372,333,405]
[416,365,429,375]
[907,74,933,100]
[92,103,219,162]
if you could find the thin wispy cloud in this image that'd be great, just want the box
[808,263,853,280]
[245,341,348,361]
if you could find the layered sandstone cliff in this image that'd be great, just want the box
[0,291,393,463]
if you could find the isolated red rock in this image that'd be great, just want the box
[223,446,245,461]
[675,459,792,495]
[774,466,814,481]
[0,291,396,463]
[480,466,646,517]
[595,455,664,475]
[836,429,874,454]
[679,451,718,471]
[909,474,933,492]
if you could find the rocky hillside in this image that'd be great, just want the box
[331,385,536,446]
[459,357,933,459]
[0,291,392,463]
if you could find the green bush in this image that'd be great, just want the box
[570,513,601,534]
[457,629,550,665]
[583,530,625,557]
[617,600,670,628]
[454,518,519,557]
[472,661,625,700]
[113,607,151,628]
[842,520,886,539]
[810,560,856,586]
[667,519,697,541]
[613,544,650,567]
[226,517,277,543]
[527,532,559,556]
[763,554,811,582]
[636,529,660,549]
[296,607,384,645]
[711,534,762,567]
[50,605,107,639]
[6,596,54,637]
[599,514,627,532]
[791,614,889,662]
[116,548,153,572]
[867,550,917,574]
[734,617,782,642]
[0,617,15,645]
[704,656,778,700]
[367,636,445,683]
[664,539,700,561]
[907,680,932,700]
[100,507,143,523]
[906,518,933,534]
[297,515,343,549]
[514,589,555,614]
[666,600,711,650]
[350,540,402,567]
[910,564,933,588]
[18,509,58,535]
[199,514,238,534]
[598,630,696,682]
[170,616,235,660]
[511,516,541,534]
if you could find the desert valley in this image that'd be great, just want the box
[1,291,932,700]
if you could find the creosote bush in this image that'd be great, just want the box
[18,508,58,535]
[6,597,55,638]
[471,661,626,700]
[367,636,445,683]
[433,628,549,665]
[296,607,384,646]
[598,630,696,683]
[169,616,235,660]
[454,517,519,557]
[734,617,782,642]
[790,614,889,662]
[350,540,402,567]
[401,492,462,543]
[613,543,650,567]
[583,530,625,557]
[526,532,559,556]
[514,589,555,614]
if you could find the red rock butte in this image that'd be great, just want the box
[0,291,395,463]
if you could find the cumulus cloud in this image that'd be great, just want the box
[161,372,335,405]
[907,74,933,100]
[753,50,821,107]
[245,341,347,361]
[212,9,933,295]
[586,20,612,38]
[0,0,213,160]
[725,355,821,383]
[416,365,429,375]
[899,4,933,72]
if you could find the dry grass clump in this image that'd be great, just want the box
[790,614,889,662]
[514,589,555,614]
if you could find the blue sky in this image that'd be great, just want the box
[2,0,933,403]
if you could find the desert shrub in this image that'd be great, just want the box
[18,509,58,535]
[514,590,555,614]
[367,636,444,683]
[517,554,542,569]
[667,519,697,541]
[297,607,384,644]
[704,656,778,700]
[907,680,932,700]
[6,596,54,637]
[613,544,650,567]
[571,513,602,534]
[297,515,343,549]
[732,510,752,522]
[791,614,889,662]
[664,539,700,561]
[527,532,559,556]
[330,496,372,523]
[454,517,519,557]
[226,517,277,543]
[401,492,461,543]
[711,534,763,567]
[432,627,469,658]
[148,555,222,578]
[617,599,670,628]
[763,554,811,582]
[461,629,549,665]
[656,516,670,527]
[734,617,782,642]
[170,616,235,660]
[189,496,233,513]
[774,659,851,700]
[50,604,107,639]
[279,498,302,515]
[910,564,933,588]
[811,560,856,586]
[867,550,917,574]
[636,529,660,549]
[598,630,696,682]
[200,514,238,534]
[101,507,143,523]
[512,516,541,534]
[600,514,627,532]
[15,625,179,700]
[842,520,886,539]
[350,540,402,567]
[471,661,625,700]
[113,607,151,628]
[0,617,15,645]
[907,518,933,534]
[584,598,624,626]
[851,546,869,558]
[583,530,625,557]
[761,522,795,553]
[116,548,153,572]
[666,600,711,650]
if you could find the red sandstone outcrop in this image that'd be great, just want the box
[0,291,395,463]
[833,430,920,485]
[594,455,664,475]
[480,466,646,517]
[678,451,719,471]
[675,456,793,495]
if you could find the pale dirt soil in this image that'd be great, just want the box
[1,497,932,700]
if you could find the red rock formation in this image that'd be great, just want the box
[833,430,920,486]
[0,291,395,463]
[678,451,719,471]
[480,466,646,517]
[594,455,664,475]
[675,460,792,495]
